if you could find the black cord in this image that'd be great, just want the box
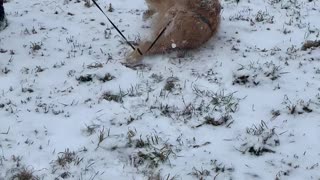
[92,0,142,55]
[145,20,172,54]
[92,0,172,57]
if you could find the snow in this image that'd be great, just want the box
[0,0,320,179]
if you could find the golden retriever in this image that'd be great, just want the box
[126,0,221,64]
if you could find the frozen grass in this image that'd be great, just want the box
[0,0,320,179]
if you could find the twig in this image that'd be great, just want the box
[213,173,220,180]
[0,127,10,135]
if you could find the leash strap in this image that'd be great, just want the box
[145,20,172,54]
[92,0,172,56]
[92,0,143,55]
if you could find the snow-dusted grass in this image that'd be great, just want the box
[0,0,319,179]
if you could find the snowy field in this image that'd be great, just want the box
[0,0,320,179]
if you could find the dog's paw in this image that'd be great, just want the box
[125,49,144,64]
[143,9,155,21]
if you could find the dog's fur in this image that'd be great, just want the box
[126,0,221,63]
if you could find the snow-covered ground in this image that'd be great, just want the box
[0,0,320,179]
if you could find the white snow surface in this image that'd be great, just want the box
[0,0,320,179]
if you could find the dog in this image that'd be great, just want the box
[126,0,221,64]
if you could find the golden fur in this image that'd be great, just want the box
[126,0,221,63]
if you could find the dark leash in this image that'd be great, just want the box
[91,0,143,55]
[145,20,172,54]
[91,0,171,56]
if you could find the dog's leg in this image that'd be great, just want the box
[143,9,156,21]
[143,0,163,21]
